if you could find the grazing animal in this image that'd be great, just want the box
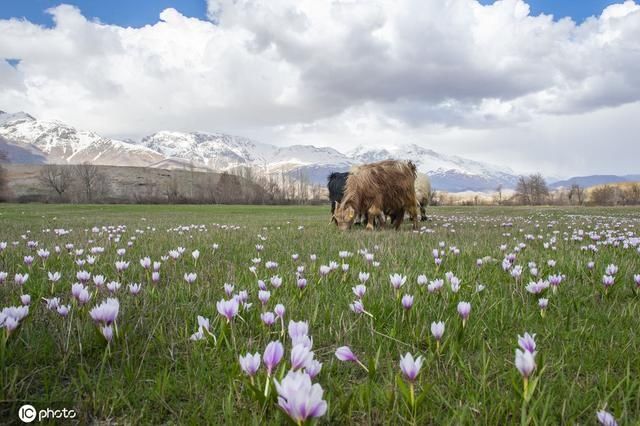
[414,173,431,221]
[327,172,349,216]
[333,160,419,231]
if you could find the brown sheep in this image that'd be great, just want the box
[333,160,419,231]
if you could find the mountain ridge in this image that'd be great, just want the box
[1,110,630,192]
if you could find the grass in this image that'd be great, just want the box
[0,203,639,424]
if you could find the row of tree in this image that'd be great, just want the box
[1,151,639,206]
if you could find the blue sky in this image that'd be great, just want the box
[0,0,624,27]
[0,0,206,27]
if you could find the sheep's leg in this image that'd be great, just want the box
[394,208,405,230]
[367,206,382,231]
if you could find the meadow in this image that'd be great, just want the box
[0,203,639,425]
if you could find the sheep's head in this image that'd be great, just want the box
[333,203,355,231]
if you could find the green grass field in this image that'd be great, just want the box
[1,204,639,425]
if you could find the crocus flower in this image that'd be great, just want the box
[14,273,29,286]
[431,321,445,342]
[319,265,330,277]
[290,344,315,370]
[270,276,283,288]
[274,371,327,423]
[0,272,7,284]
[224,283,234,296]
[90,298,119,326]
[216,298,239,322]
[258,290,271,305]
[93,275,105,287]
[288,321,309,339]
[48,271,61,282]
[76,270,90,283]
[115,261,129,272]
[274,304,285,318]
[399,353,424,382]
[140,257,151,269]
[305,360,322,379]
[184,273,197,284]
[239,352,261,377]
[358,272,370,283]
[263,341,284,375]
[57,305,70,317]
[335,346,359,362]
[128,283,142,295]
[261,312,276,326]
[634,274,640,288]
[390,273,406,290]
[401,294,414,310]
[602,275,615,290]
[428,279,444,293]
[101,325,114,342]
[518,332,536,354]
[107,281,121,293]
[297,278,308,289]
[457,301,471,326]
[597,410,618,426]
[515,349,536,378]
[353,285,366,298]
[20,294,31,306]
[605,264,618,276]
[417,274,428,286]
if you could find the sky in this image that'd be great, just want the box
[1,0,639,177]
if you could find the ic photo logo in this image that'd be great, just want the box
[18,405,36,423]
[18,404,77,423]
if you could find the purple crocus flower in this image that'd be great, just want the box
[399,353,424,382]
[261,312,276,326]
[288,320,309,339]
[305,359,322,379]
[263,341,284,375]
[518,332,536,354]
[401,294,414,310]
[274,371,327,423]
[297,278,308,289]
[515,349,536,378]
[352,285,366,298]
[457,301,471,325]
[274,304,285,318]
[216,298,239,322]
[20,294,31,306]
[431,321,445,341]
[290,343,315,370]
[89,298,119,325]
[258,290,271,305]
[597,410,618,426]
[239,352,261,377]
[389,273,406,290]
[335,346,358,362]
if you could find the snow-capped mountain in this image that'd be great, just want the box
[0,110,521,191]
[0,111,164,167]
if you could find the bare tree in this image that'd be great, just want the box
[39,164,74,200]
[73,162,108,202]
[515,174,549,205]
[623,183,640,205]
[0,150,8,201]
[515,176,531,205]
[568,184,585,205]
[591,185,617,206]
[495,184,503,205]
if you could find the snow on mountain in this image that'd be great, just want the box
[0,111,164,167]
[0,110,523,192]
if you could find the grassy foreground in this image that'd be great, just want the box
[0,204,639,424]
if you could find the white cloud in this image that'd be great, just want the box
[0,0,639,176]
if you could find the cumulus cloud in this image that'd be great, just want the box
[0,0,639,175]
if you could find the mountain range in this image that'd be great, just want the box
[0,111,635,192]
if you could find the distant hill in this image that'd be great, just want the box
[4,164,270,204]
[550,175,640,189]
